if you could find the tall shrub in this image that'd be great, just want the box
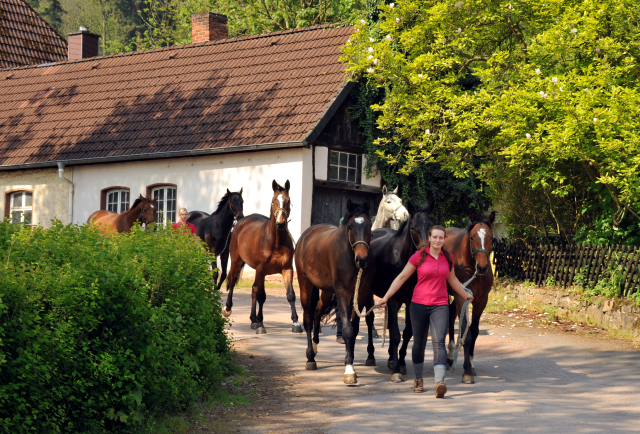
[0,221,231,433]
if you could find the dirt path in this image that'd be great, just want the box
[204,288,640,433]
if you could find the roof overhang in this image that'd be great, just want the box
[0,140,306,171]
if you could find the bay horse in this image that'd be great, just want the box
[223,180,302,334]
[367,203,434,382]
[188,188,244,289]
[446,210,496,384]
[295,199,375,384]
[87,194,157,233]
[372,186,409,230]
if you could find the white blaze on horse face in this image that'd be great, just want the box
[354,217,365,224]
[478,228,487,250]
[344,364,356,375]
[277,193,285,221]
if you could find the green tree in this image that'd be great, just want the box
[343,0,640,242]
[42,0,66,31]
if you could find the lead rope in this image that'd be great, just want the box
[351,268,389,348]
[450,271,477,374]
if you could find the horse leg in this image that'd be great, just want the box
[447,300,457,368]
[338,292,358,385]
[469,293,488,377]
[283,268,302,333]
[254,269,267,334]
[313,290,332,356]
[398,302,412,377]
[364,296,376,367]
[300,277,319,370]
[461,300,475,384]
[223,250,244,317]
[217,248,230,289]
[385,299,403,382]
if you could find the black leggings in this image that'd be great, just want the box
[410,303,449,366]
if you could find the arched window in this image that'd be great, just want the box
[147,184,176,226]
[7,190,33,225]
[104,188,130,213]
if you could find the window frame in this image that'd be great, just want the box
[327,150,361,184]
[146,183,177,226]
[100,186,130,214]
[4,189,34,225]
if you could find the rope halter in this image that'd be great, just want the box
[271,200,290,226]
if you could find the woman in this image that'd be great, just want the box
[377,225,473,398]
[173,207,197,240]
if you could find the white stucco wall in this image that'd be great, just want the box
[0,167,73,227]
[315,146,328,180]
[71,148,310,240]
[361,154,381,188]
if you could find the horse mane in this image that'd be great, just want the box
[128,197,143,212]
[342,202,370,222]
[212,191,238,215]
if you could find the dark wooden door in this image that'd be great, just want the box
[311,186,380,226]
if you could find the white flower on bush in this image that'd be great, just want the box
[386,34,392,41]
[418,73,423,78]
[570,28,577,34]
[368,55,373,59]
[539,91,548,98]
[368,46,374,52]
[457,28,462,33]
[593,118,598,122]
[396,17,401,23]
[551,77,558,84]
[526,133,531,139]
[370,38,375,42]
[426,129,431,135]
[508,4,512,9]
[454,1,463,8]
[535,68,541,74]
[596,48,601,53]
[367,68,375,73]
[373,58,379,65]
[389,2,394,8]
[360,19,366,24]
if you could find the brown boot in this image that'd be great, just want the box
[413,379,423,393]
[435,381,447,398]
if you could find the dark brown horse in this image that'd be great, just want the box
[295,199,375,384]
[223,180,302,334]
[87,194,157,233]
[188,189,244,289]
[446,211,496,384]
[367,203,434,382]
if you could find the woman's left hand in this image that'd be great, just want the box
[465,295,474,303]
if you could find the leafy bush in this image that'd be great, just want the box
[0,221,232,433]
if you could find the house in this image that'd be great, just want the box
[0,0,68,69]
[0,13,381,240]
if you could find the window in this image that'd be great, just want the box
[9,191,32,225]
[329,151,357,183]
[151,185,176,226]
[105,188,129,213]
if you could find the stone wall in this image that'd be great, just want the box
[495,281,640,336]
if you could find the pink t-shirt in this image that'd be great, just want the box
[173,222,196,234]
[408,246,453,306]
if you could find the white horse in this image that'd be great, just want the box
[373,186,410,230]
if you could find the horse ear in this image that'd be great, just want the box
[382,185,388,195]
[227,188,231,194]
[470,210,478,222]
[408,201,416,215]
[363,199,370,213]
[272,180,279,192]
[392,186,399,195]
[488,211,496,225]
[347,199,354,214]
[239,187,243,195]
[285,180,290,192]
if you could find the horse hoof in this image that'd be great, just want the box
[371,328,379,338]
[365,357,376,367]
[255,327,267,334]
[250,323,258,330]
[312,342,318,355]
[387,360,393,371]
[306,362,317,370]
[462,374,475,384]
[292,323,303,333]
[400,365,407,376]
[222,309,232,317]
[390,373,404,383]
[344,374,357,385]
[471,368,477,376]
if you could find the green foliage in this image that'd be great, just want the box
[0,220,231,433]
[41,0,66,31]
[545,275,556,288]
[343,0,640,242]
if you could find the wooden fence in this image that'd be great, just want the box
[491,241,640,296]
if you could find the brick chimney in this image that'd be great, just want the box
[192,13,228,43]
[68,27,100,61]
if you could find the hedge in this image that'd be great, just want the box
[0,221,232,433]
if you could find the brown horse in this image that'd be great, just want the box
[87,194,157,233]
[295,199,375,384]
[446,210,496,384]
[223,180,302,334]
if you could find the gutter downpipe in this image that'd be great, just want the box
[57,162,74,225]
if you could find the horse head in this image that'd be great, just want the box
[468,210,496,275]
[226,187,245,220]
[271,180,291,230]
[345,199,372,269]
[131,194,158,225]
[407,202,435,249]
[376,186,409,229]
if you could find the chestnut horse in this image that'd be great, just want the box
[188,189,244,289]
[223,180,302,334]
[446,211,496,384]
[367,203,434,382]
[295,199,374,384]
[87,194,157,233]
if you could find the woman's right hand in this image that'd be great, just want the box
[377,296,389,309]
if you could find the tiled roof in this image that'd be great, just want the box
[0,0,67,69]
[0,24,354,168]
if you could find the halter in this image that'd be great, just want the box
[347,218,370,262]
[227,198,240,221]
[386,204,405,229]
[469,221,492,265]
[138,202,149,224]
[271,199,290,226]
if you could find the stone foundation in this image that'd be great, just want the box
[494,282,640,336]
